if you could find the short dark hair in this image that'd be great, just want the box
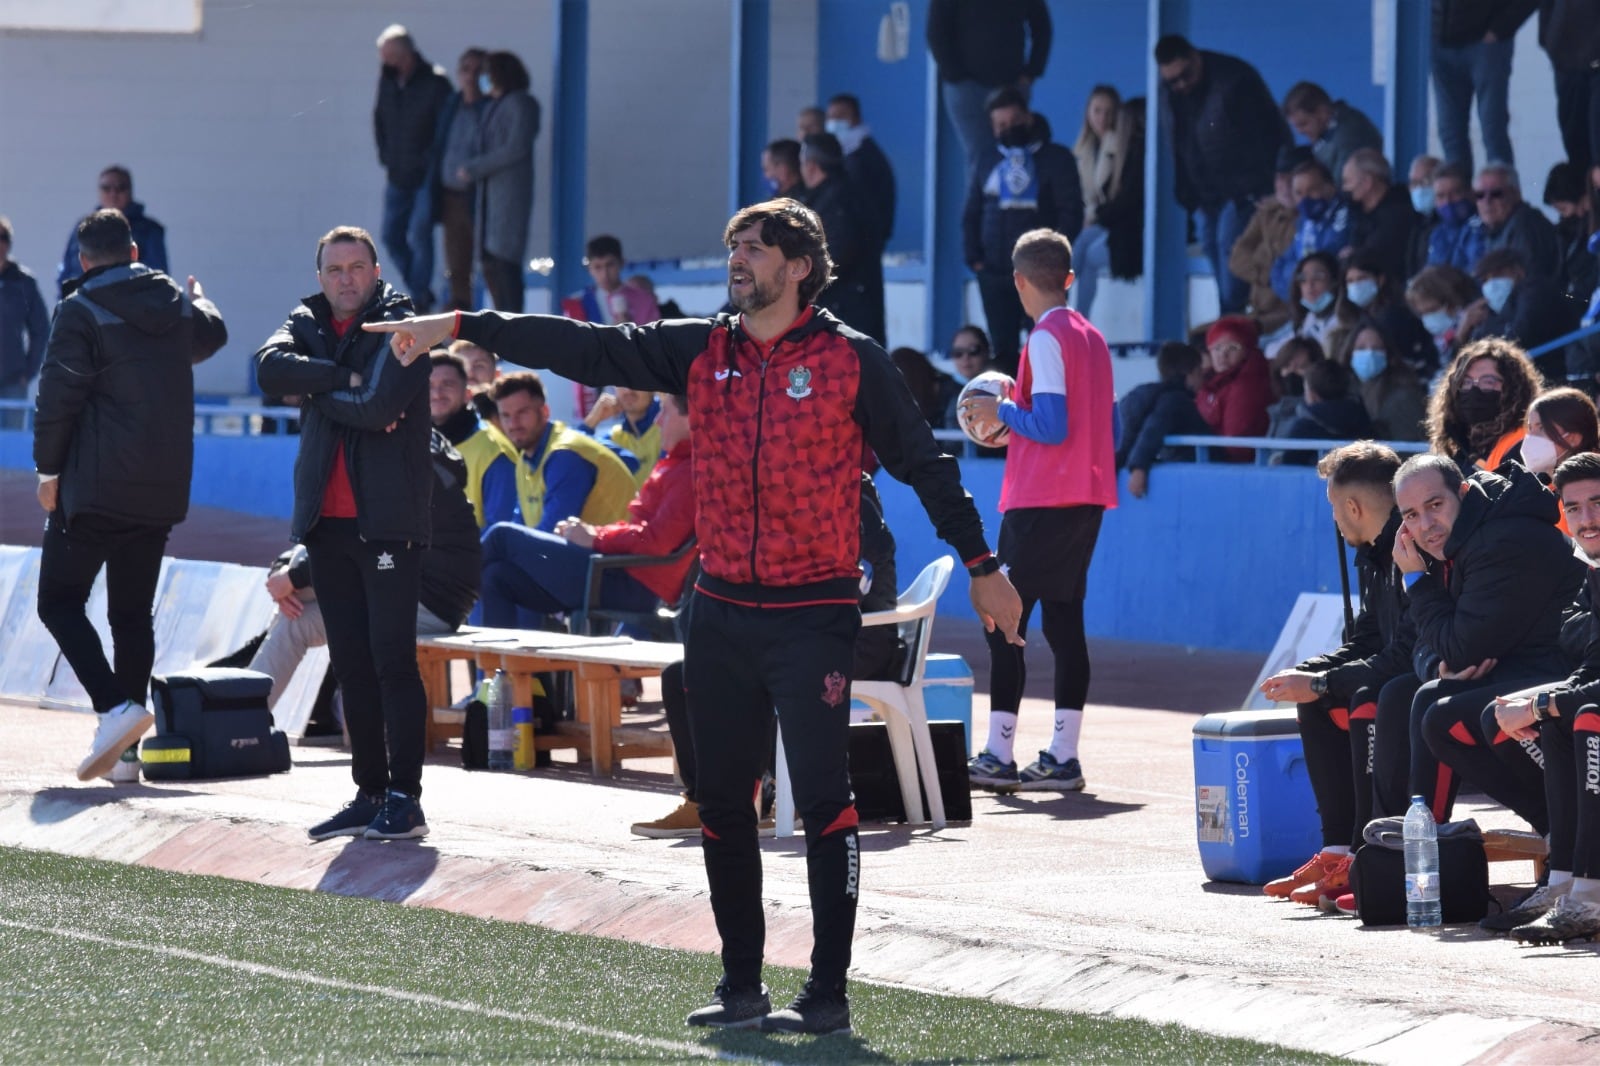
[1011,228,1074,291]
[76,209,133,265]
[1317,441,1401,491]
[1544,161,1587,205]
[585,234,623,262]
[1282,81,1331,116]
[429,350,469,383]
[1433,161,1471,188]
[826,93,861,121]
[764,138,801,173]
[985,86,1029,114]
[1305,358,1351,400]
[1475,247,1526,279]
[800,132,844,173]
[492,370,546,405]
[1155,341,1202,382]
[723,198,835,306]
[1292,159,1335,186]
[317,225,378,270]
[485,50,530,94]
[953,324,990,356]
[1554,451,1600,494]
[1345,246,1391,282]
[1394,452,1464,497]
[99,165,132,192]
[1153,35,1195,64]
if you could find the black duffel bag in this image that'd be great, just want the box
[142,668,291,780]
[1349,816,1491,926]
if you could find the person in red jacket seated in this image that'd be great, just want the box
[476,392,694,628]
[1196,314,1273,462]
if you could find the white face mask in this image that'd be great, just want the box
[1521,432,1560,475]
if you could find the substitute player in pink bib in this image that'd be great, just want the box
[962,228,1118,792]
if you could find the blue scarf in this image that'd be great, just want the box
[991,146,1039,210]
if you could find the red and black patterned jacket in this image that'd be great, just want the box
[457,306,992,606]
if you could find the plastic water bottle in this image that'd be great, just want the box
[1404,795,1442,928]
[487,669,514,771]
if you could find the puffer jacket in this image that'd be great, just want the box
[1299,511,1416,700]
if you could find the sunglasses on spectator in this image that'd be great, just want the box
[99,183,130,193]
[950,346,984,357]
[1474,188,1507,201]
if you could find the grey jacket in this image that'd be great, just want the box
[1486,201,1562,283]
[1312,101,1384,183]
[461,91,540,264]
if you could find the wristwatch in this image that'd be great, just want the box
[1534,690,1553,722]
[1309,674,1329,696]
[967,555,1001,579]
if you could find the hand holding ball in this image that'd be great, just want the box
[956,371,1015,448]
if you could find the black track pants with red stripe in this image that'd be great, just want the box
[1541,704,1600,878]
[684,593,861,989]
[1371,674,1424,819]
[1412,674,1551,832]
[1298,689,1382,849]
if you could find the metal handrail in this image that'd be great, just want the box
[1163,434,1431,466]
[0,399,302,436]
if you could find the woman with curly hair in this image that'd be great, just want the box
[1426,337,1542,475]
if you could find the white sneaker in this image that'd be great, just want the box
[102,745,141,784]
[77,702,155,782]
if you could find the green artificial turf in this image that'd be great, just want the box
[0,846,1342,1064]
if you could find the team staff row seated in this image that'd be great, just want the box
[366,197,1024,1038]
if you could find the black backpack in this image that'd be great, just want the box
[1349,817,1491,926]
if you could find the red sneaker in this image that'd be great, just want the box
[1264,851,1338,899]
[1290,853,1353,908]
[1333,892,1357,916]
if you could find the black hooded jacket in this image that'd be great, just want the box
[254,281,432,544]
[1408,465,1586,678]
[1299,510,1416,700]
[33,262,227,527]
[421,429,482,628]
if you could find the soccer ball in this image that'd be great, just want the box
[955,371,1015,448]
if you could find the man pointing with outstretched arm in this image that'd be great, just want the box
[368,197,1023,1037]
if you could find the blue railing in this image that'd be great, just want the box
[1163,435,1432,466]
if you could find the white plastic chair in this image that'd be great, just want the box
[774,555,955,835]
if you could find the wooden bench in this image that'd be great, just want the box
[1482,828,1548,882]
[416,628,680,775]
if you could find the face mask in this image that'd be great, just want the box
[1301,290,1334,314]
[1482,276,1515,314]
[1421,309,1456,335]
[1281,372,1305,398]
[1346,279,1379,308]
[478,73,493,95]
[1351,348,1387,382]
[1455,386,1502,426]
[1300,197,1331,222]
[998,124,1033,149]
[1439,199,1475,225]
[1410,186,1436,214]
[824,118,849,137]
[764,176,781,196]
[1520,432,1560,475]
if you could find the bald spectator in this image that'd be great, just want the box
[761,138,803,200]
[1342,148,1420,282]
[1281,81,1383,182]
[1476,162,1562,283]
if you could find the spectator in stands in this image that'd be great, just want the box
[1394,452,1574,836]
[1291,251,1354,356]
[477,393,693,631]
[825,94,896,248]
[1427,337,1542,473]
[451,338,498,386]
[1155,35,1290,315]
[1522,387,1600,479]
[454,50,539,313]
[1342,148,1420,283]
[1541,0,1600,174]
[1476,163,1562,283]
[1407,264,1482,366]
[1272,158,1352,303]
[35,208,226,782]
[250,429,481,710]
[254,224,432,842]
[1280,360,1371,459]
[761,138,804,200]
[891,348,960,431]
[1196,315,1274,461]
[801,132,883,343]
[963,87,1083,373]
[796,107,824,139]
[1260,442,1410,909]
[628,275,685,320]
[1071,85,1122,319]
[1230,146,1308,336]
[0,216,49,429]
[563,235,659,327]
[942,325,998,433]
[58,166,167,297]
[1547,162,1600,300]
[1430,0,1531,175]
[434,47,488,312]
[581,386,663,485]
[1465,247,1583,380]
[1426,161,1488,273]
[1344,322,1428,441]
[1281,81,1384,182]
[1090,96,1148,311]
[1340,249,1439,376]
[485,371,634,537]
[1117,340,1210,498]
[926,0,1052,184]
[1409,155,1443,214]
[429,350,518,527]
[374,25,451,313]
[1267,336,1325,438]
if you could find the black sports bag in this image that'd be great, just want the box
[142,669,291,780]
[1349,816,1490,926]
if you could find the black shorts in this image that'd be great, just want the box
[997,505,1105,602]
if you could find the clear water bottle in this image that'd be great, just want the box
[487,669,515,771]
[1404,795,1442,928]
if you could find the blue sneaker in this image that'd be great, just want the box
[308,791,384,841]
[967,750,1019,791]
[1018,751,1085,791]
[363,790,430,840]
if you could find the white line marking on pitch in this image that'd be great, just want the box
[0,918,779,1063]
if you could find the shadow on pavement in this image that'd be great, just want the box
[314,836,441,902]
[986,791,1144,822]
[28,784,205,824]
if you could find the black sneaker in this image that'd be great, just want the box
[308,791,384,841]
[762,977,851,1035]
[363,790,430,840]
[685,977,770,1029]
[1479,883,1563,933]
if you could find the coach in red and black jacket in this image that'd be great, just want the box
[367,197,1023,1036]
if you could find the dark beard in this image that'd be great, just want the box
[728,272,781,314]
